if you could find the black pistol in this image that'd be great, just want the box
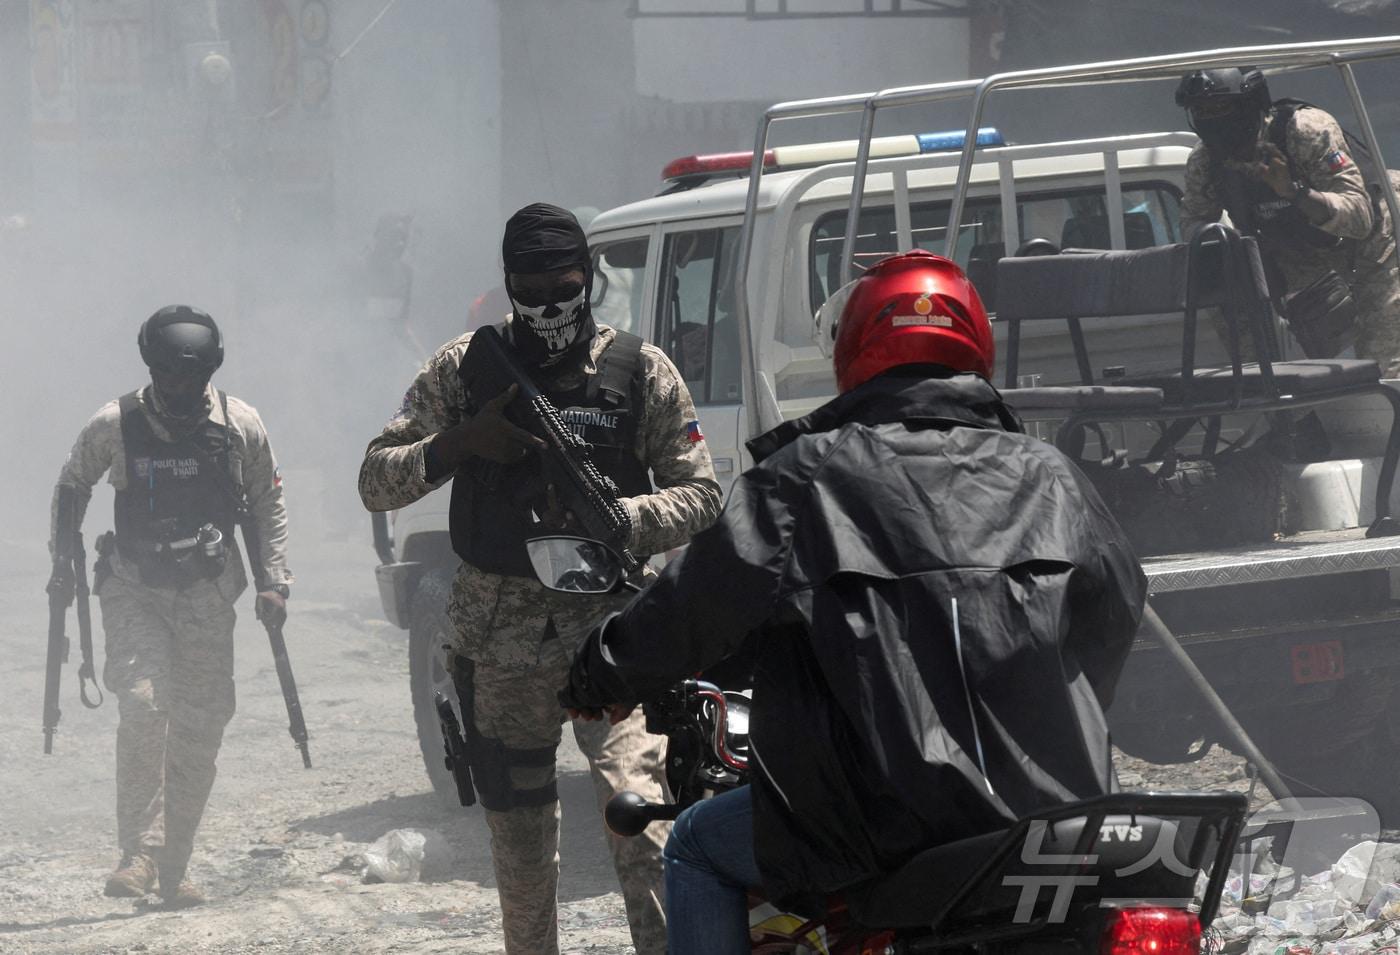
[435,691,476,807]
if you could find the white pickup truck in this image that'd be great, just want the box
[375,36,1400,815]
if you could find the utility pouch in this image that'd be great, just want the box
[93,532,116,593]
[1283,270,1358,359]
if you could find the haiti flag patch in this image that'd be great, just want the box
[686,421,704,443]
[1325,149,1350,172]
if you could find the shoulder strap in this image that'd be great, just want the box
[1268,99,1302,158]
[173,390,247,517]
[588,330,646,409]
[117,390,142,446]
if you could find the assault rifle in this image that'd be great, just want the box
[461,325,639,573]
[236,508,311,769]
[44,486,102,754]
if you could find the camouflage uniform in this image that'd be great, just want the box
[1181,105,1400,375]
[360,320,721,955]
[51,385,290,886]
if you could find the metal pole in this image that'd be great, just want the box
[735,114,776,442]
[840,100,880,286]
[1336,60,1400,285]
[945,80,994,258]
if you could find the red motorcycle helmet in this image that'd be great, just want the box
[820,249,994,394]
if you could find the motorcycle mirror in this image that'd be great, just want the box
[525,536,625,595]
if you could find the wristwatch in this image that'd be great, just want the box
[1289,180,1311,203]
[267,583,290,599]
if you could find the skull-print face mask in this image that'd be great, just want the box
[501,202,598,368]
[509,283,590,367]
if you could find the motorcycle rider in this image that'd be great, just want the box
[559,250,1147,954]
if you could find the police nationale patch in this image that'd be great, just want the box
[1325,149,1350,172]
[686,421,704,444]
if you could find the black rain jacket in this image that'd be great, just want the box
[577,369,1146,910]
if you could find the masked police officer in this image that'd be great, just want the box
[359,203,721,955]
[1177,67,1400,374]
[49,306,291,907]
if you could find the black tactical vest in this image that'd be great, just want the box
[114,390,240,584]
[1215,103,1351,256]
[449,332,652,578]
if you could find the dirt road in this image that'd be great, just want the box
[1,523,1270,955]
[1,537,635,955]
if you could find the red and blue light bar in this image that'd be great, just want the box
[661,128,1005,183]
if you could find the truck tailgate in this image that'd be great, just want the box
[1142,529,1400,593]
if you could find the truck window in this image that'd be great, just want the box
[656,226,743,405]
[590,237,649,336]
[805,183,1182,332]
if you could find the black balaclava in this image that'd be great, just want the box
[501,203,596,369]
[1192,103,1265,162]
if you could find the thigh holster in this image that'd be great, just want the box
[470,736,559,812]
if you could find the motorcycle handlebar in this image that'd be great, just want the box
[604,791,684,837]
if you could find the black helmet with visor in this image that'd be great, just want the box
[1175,67,1272,158]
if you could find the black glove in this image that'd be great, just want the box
[255,590,288,628]
[558,620,634,713]
[430,384,543,468]
[46,559,75,601]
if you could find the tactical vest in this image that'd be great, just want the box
[114,390,240,586]
[1215,102,1361,256]
[449,332,652,578]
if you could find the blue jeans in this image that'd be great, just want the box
[664,786,761,955]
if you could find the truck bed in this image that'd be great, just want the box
[1142,528,1400,593]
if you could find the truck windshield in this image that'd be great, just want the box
[807,183,1181,320]
[590,236,650,336]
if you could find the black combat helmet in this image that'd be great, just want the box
[138,305,224,374]
[1175,67,1272,158]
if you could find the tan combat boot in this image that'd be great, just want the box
[103,852,157,897]
[160,879,207,909]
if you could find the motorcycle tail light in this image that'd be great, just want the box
[1101,907,1202,955]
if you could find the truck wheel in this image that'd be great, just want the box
[408,568,463,807]
[1255,670,1400,821]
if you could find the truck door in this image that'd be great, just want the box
[654,222,745,493]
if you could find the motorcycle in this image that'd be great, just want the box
[525,535,1249,955]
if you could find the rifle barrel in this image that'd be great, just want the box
[264,621,312,769]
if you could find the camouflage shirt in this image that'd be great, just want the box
[51,385,292,597]
[1181,105,1378,243]
[359,321,722,668]
[359,321,721,557]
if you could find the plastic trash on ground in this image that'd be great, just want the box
[361,828,451,884]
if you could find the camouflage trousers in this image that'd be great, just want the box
[472,662,671,955]
[448,566,670,954]
[98,572,237,883]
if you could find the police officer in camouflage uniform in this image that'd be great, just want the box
[49,306,291,907]
[1177,67,1400,375]
[359,203,721,955]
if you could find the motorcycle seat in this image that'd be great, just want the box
[845,826,1009,928]
[846,813,1196,930]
